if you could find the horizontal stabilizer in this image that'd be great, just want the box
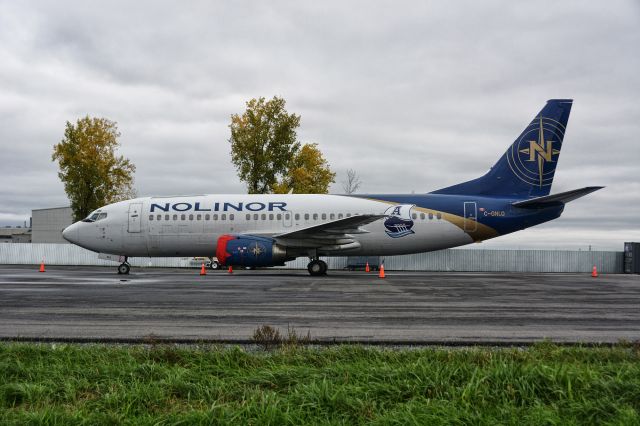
[512,186,604,208]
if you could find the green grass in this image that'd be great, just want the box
[0,342,639,425]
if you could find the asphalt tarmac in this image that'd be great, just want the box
[0,265,639,344]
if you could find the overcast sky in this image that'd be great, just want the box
[1,1,638,250]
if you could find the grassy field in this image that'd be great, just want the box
[1,342,639,425]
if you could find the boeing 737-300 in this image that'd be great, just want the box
[62,99,602,275]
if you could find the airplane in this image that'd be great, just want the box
[62,99,602,276]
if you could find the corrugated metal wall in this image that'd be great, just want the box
[0,244,624,273]
[381,249,623,273]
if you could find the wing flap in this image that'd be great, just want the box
[273,214,387,248]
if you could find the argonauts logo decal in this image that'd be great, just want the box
[384,204,415,238]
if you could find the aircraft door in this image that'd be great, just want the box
[283,211,293,228]
[463,202,477,232]
[128,203,143,233]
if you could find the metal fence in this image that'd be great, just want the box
[0,244,624,273]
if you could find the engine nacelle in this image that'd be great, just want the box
[216,234,291,267]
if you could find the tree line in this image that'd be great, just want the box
[53,96,361,221]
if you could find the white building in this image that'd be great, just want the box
[31,206,73,243]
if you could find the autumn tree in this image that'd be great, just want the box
[52,116,136,221]
[229,97,301,194]
[273,143,336,194]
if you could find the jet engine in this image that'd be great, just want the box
[216,234,291,267]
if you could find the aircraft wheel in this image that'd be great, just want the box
[118,263,130,275]
[307,260,324,276]
[209,260,220,270]
[319,260,328,275]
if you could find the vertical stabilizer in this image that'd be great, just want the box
[431,99,573,198]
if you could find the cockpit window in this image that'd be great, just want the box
[82,211,107,223]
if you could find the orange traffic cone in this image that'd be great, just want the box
[365,262,370,272]
[200,263,207,276]
[592,265,598,278]
[228,265,233,274]
[39,260,45,273]
[378,264,385,278]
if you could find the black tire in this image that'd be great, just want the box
[319,260,328,275]
[209,261,220,270]
[307,260,323,276]
[118,263,130,275]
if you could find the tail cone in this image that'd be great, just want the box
[200,263,207,276]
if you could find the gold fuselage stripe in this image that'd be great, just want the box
[360,197,500,242]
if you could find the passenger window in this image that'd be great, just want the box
[205,214,210,220]
[221,214,227,220]
[149,215,153,220]
[197,214,201,220]
[189,214,194,221]
[436,213,442,220]
[165,215,170,221]
[254,214,258,220]
[330,213,335,220]
[278,213,283,220]
[304,213,309,220]
[412,213,417,220]
[261,213,266,220]
[420,213,425,220]
[346,213,351,217]
[285,213,290,220]
[213,214,218,220]
[173,214,178,220]
[156,214,160,221]
[338,213,343,219]
[181,214,186,220]
[428,213,433,220]
[229,214,234,221]
[321,213,326,220]
[312,213,317,220]
[246,214,251,220]
[294,213,298,220]
[269,214,274,220]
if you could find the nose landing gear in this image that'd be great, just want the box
[117,256,130,275]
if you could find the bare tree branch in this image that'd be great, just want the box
[342,169,362,194]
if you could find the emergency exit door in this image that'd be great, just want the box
[128,203,142,233]
[282,211,293,227]
[463,202,477,232]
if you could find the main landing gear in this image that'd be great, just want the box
[307,259,328,276]
[117,256,130,275]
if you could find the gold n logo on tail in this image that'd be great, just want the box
[518,118,560,187]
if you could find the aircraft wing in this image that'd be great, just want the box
[512,186,604,208]
[272,214,387,250]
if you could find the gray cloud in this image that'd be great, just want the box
[1,0,638,249]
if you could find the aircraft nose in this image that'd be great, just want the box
[62,223,79,244]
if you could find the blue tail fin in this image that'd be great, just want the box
[431,99,573,199]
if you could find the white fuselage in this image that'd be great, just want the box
[63,194,475,258]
